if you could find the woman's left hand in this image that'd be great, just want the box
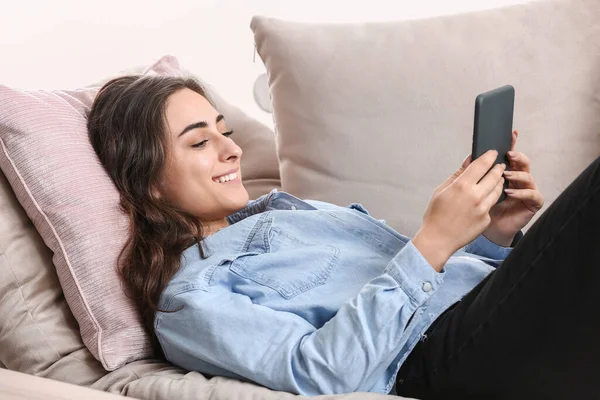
[465,130,545,247]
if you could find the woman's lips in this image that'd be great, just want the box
[212,172,241,184]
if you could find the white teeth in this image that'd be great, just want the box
[214,172,237,183]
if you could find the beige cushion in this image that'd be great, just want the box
[0,55,280,372]
[0,368,126,400]
[91,360,399,400]
[252,0,600,237]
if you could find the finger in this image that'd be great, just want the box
[502,170,538,190]
[504,188,545,210]
[438,154,474,193]
[461,149,499,184]
[481,177,505,211]
[462,154,472,168]
[437,165,467,193]
[510,130,518,151]
[506,150,531,173]
[475,162,506,198]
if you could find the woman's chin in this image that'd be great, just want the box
[230,183,249,207]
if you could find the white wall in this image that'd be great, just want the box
[0,0,530,127]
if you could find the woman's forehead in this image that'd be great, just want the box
[165,88,220,137]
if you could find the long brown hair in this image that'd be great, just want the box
[87,75,210,355]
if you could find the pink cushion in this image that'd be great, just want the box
[0,55,279,371]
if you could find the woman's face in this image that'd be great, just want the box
[159,88,248,228]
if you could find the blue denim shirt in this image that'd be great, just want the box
[155,189,515,395]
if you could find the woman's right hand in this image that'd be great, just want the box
[412,150,506,272]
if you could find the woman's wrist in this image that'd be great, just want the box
[412,228,453,272]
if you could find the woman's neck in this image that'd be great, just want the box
[203,218,230,236]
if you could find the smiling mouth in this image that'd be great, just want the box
[212,171,239,183]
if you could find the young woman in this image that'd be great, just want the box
[87,75,599,400]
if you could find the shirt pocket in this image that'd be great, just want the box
[229,221,340,299]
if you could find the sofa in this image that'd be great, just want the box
[1,0,599,398]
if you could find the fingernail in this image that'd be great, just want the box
[503,171,512,176]
[505,189,515,194]
[507,151,516,158]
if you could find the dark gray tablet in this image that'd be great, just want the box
[472,84,515,204]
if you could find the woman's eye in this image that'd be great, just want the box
[191,130,234,149]
[191,140,208,148]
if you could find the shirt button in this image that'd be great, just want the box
[291,206,297,210]
[422,282,433,292]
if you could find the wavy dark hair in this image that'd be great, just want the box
[87,75,210,355]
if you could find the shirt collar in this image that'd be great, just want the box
[226,188,318,225]
[226,188,279,225]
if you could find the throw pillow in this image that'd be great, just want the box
[251,0,600,236]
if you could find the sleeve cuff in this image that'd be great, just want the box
[385,241,445,305]
[463,233,514,260]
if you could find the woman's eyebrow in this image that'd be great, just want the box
[178,114,225,138]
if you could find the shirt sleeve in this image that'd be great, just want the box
[463,233,515,261]
[155,241,443,396]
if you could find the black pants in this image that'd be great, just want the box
[395,156,600,400]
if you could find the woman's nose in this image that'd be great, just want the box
[219,136,242,161]
[227,146,242,161]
